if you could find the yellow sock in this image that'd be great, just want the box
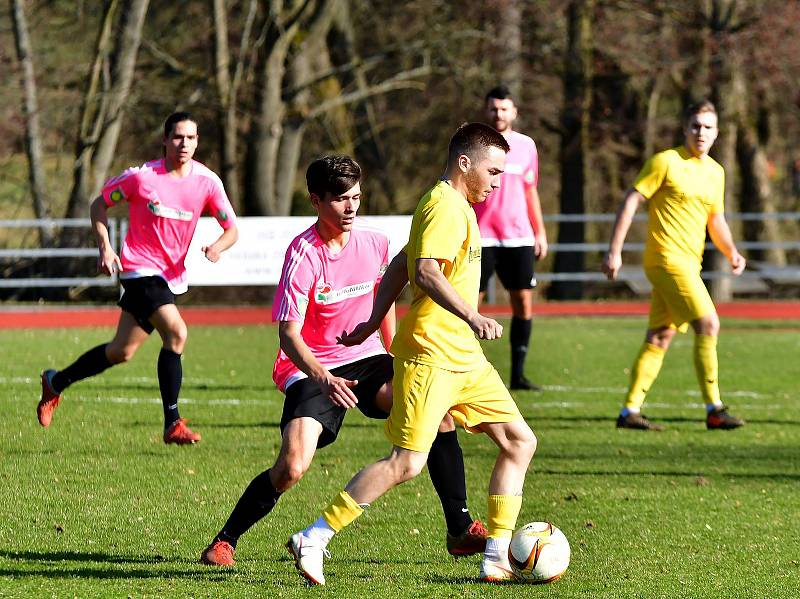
[624,342,666,411]
[321,490,364,533]
[694,334,721,406]
[487,494,522,539]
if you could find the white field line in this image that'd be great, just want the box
[2,377,789,410]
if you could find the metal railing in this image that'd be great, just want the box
[0,219,118,288]
[1,214,798,290]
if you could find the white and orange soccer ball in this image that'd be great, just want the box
[508,521,570,583]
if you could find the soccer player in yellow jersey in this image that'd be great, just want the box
[602,100,746,431]
[285,123,538,585]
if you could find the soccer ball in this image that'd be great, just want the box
[508,521,570,583]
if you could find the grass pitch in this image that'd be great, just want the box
[1,316,798,598]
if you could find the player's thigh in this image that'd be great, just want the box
[107,310,151,360]
[479,419,536,455]
[150,303,188,347]
[386,359,457,452]
[646,265,714,331]
[495,246,535,291]
[275,417,324,471]
[450,362,523,433]
[280,379,346,449]
[479,246,498,293]
[118,276,174,334]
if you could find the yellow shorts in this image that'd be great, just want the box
[386,358,523,452]
[645,264,716,333]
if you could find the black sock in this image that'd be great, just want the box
[427,430,472,536]
[158,349,182,428]
[217,469,282,547]
[51,344,112,393]
[510,317,533,382]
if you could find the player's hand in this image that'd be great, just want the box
[202,244,221,262]
[535,237,548,259]
[468,313,503,340]
[601,252,622,280]
[97,247,122,276]
[320,376,359,409]
[729,251,746,276]
[337,321,378,347]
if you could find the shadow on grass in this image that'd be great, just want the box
[0,550,234,582]
[531,414,800,427]
[534,468,800,481]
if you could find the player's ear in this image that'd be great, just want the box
[310,192,321,207]
[458,154,471,173]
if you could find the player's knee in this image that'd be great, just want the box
[166,325,188,353]
[274,458,309,490]
[106,344,137,364]
[500,426,537,462]
[389,453,425,483]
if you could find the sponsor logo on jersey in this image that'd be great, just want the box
[109,188,125,203]
[315,280,375,305]
[468,246,482,262]
[147,198,194,221]
[217,209,228,222]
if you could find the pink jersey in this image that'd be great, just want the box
[473,129,538,247]
[102,159,236,294]
[272,220,390,392]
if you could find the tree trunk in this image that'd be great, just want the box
[65,0,150,220]
[551,0,593,300]
[210,0,257,210]
[736,92,786,266]
[494,0,523,100]
[707,0,741,302]
[10,0,53,246]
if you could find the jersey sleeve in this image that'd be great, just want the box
[523,140,539,189]
[376,234,390,285]
[710,165,725,214]
[272,244,315,324]
[205,177,238,229]
[415,200,468,266]
[101,167,140,206]
[633,151,669,200]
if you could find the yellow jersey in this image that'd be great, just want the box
[635,146,725,268]
[391,181,486,371]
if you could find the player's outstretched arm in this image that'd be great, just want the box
[202,225,239,262]
[338,250,408,347]
[279,321,359,408]
[90,196,122,276]
[708,213,746,275]
[415,257,503,340]
[601,189,645,280]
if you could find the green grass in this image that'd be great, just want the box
[1,317,799,598]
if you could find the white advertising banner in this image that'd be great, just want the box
[185,215,413,286]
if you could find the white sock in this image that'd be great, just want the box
[706,402,724,413]
[303,517,336,545]
[484,537,510,563]
[620,407,640,417]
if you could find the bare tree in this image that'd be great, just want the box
[65,0,150,220]
[210,0,258,210]
[551,0,594,300]
[10,0,53,246]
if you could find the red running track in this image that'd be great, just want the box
[0,301,798,329]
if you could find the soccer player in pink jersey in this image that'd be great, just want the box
[474,85,548,391]
[200,156,486,568]
[37,112,239,444]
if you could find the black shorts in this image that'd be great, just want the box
[117,276,175,334]
[479,246,536,292]
[280,354,394,449]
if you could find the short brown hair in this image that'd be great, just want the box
[447,122,510,166]
[306,155,361,198]
[684,100,717,124]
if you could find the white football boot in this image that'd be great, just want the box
[479,554,516,582]
[287,531,330,585]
